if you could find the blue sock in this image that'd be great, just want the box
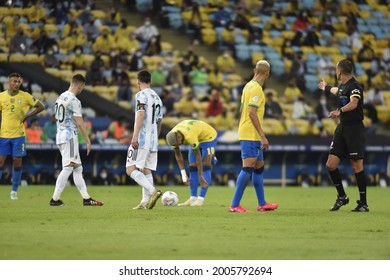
[12,167,22,192]
[0,168,2,180]
[231,167,253,207]
[189,166,199,197]
[199,166,211,198]
[253,167,266,206]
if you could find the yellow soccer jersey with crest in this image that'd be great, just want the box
[0,90,39,138]
[171,120,217,149]
[238,80,265,141]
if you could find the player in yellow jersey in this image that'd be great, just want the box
[0,73,45,200]
[166,120,217,206]
[229,60,279,212]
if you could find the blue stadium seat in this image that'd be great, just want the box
[304,74,319,92]
[235,44,250,61]
[168,13,182,29]
[136,0,152,13]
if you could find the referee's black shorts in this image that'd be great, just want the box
[329,121,365,160]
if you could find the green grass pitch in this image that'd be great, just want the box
[1,185,389,260]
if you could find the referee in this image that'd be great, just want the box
[318,59,369,212]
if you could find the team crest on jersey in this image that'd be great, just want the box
[253,96,259,102]
[17,99,22,104]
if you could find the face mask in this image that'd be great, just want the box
[116,68,122,73]
[101,172,107,179]
[320,100,326,105]
[76,50,81,55]
[48,50,53,55]
[145,22,151,26]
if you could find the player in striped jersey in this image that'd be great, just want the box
[50,74,103,206]
[126,70,163,210]
[0,73,45,200]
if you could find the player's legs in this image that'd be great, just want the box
[0,138,11,181]
[9,137,27,200]
[230,140,257,209]
[126,147,160,209]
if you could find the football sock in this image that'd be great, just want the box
[189,166,199,197]
[11,167,22,192]
[231,167,253,207]
[197,196,204,202]
[199,166,211,198]
[52,166,73,200]
[252,166,266,206]
[131,170,156,195]
[143,174,154,204]
[328,168,346,197]
[355,170,367,205]
[73,166,90,199]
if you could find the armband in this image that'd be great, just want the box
[324,85,332,94]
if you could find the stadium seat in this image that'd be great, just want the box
[235,44,251,61]
[201,28,217,45]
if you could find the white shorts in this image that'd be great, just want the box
[58,136,81,167]
[126,146,157,171]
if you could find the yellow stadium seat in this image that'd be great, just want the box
[0,53,8,62]
[9,53,24,62]
[25,54,42,63]
[322,118,337,135]
[45,67,60,77]
[358,10,371,18]
[251,52,265,66]
[58,70,74,80]
[10,7,24,16]
[44,24,58,35]
[282,30,295,40]
[91,10,107,19]
[161,41,173,52]
[263,119,286,135]
[376,106,390,123]
[118,100,132,109]
[201,28,217,45]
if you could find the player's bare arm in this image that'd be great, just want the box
[329,97,359,119]
[75,115,91,155]
[131,104,145,149]
[156,118,162,136]
[21,101,45,123]
[318,79,338,95]
[173,146,188,184]
[193,147,208,188]
[249,106,269,150]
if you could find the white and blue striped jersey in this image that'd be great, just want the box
[135,88,163,152]
[55,91,82,145]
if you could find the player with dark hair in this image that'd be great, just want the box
[0,72,45,200]
[228,60,279,212]
[126,69,163,210]
[318,59,369,212]
[50,74,103,206]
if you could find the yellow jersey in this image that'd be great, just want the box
[0,90,39,138]
[238,80,265,141]
[171,120,217,149]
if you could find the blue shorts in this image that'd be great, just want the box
[240,140,263,161]
[0,137,27,157]
[188,138,217,165]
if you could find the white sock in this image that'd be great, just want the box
[73,166,90,199]
[142,174,154,204]
[197,196,204,202]
[190,196,197,202]
[53,167,73,200]
[131,170,156,195]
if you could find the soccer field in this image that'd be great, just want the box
[0,185,389,260]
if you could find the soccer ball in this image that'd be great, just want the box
[161,191,179,206]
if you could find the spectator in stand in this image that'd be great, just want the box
[43,48,60,68]
[110,63,129,86]
[320,12,335,35]
[346,27,362,49]
[221,21,237,58]
[267,11,285,31]
[68,46,87,70]
[104,118,128,143]
[292,10,311,32]
[78,114,96,144]
[179,55,193,86]
[302,25,320,47]
[340,0,359,15]
[87,52,106,86]
[119,32,140,55]
[134,17,159,50]
[315,94,331,120]
[92,167,116,186]
[383,39,390,64]
[129,50,145,71]
[264,92,283,119]
[289,52,307,93]
[83,19,100,42]
[61,17,82,39]
[106,6,121,25]
[176,90,199,118]
[318,54,335,77]
[208,64,223,90]
[205,90,224,117]
[370,68,387,89]
[161,88,176,117]
[151,64,167,95]
[2,15,21,39]
[216,50,236,75]
[190,65,209,101]
[144,36,161,56]
[26,118,43,144]
[187,2,202,45]
[160,54,176,83]
[93,28,114,55]
[9,27,29,54]
[170,64,184,88]
[366,87,385,106]
[25,2,46,22]
[31,30,58,55]
[357,42,376,63]
[292,96,312,120]
[281,38,294,60]
[211,5,231,27]
[117,79,133,103]
[44,114,57,143]
[235,12,254,33]
[291,31,303,47]
[49,2,69,24]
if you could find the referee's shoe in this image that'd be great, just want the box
[330,195,349,211]
[351,200,369,212]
